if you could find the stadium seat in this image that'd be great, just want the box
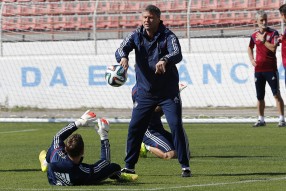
[118,2,126,12]
[34,3,50,15]
[33,16,50,31]
[44,2,63,15]
[62,1,79,15]
[254,0,264,8]
[202,12,220,25]
[51,16,65,30]
[248,0,257,10]
[200,0,218,12]
[106,16,119,28]
[190,0,202,12]
[95,16,108,29]
[216,0,233,11]
[268,11,281,24]
[120,15,141,28]
[218,12,233,25]
[161,14,173,27]
[190,13,203,26]
[18,3,34,16]
[2,3,17,16]
[17,17,34,31]
[156,1,172,12]
[263,0,281,10]
[62,16,78,30]
[170,0,188,12]
[161,14,186,27]
[2,17,18,31]
[231,0,256,10]
[119,1,140,13]
[78,15,93,30]
[109,1,121,13]
[232,12,253,25]
[173,14,187,26]
[97,1,119,13]
[78,1,95,14]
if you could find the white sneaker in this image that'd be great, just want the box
[76,110,97,127]
[96,118,110,140]
[278,120,286,127]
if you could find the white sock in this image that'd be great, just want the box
[258,116,264,122]
[279,115,285,121]
[43,159,48,166]
[145,145,150,151]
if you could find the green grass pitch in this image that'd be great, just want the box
[0,122,286,191]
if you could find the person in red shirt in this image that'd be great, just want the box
[279,5,286,86]
[248,10,285,127]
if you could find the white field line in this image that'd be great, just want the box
[0,117,282,123]
[0,129,38,134]
[3,176,286,191]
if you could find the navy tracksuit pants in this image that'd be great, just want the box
[124,93,190,169]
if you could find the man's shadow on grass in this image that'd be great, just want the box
[0,169,141,185]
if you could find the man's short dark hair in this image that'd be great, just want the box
[145,4,161,18]
[65,134,84,158]
[279,4,286,14]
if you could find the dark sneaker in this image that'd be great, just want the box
[252,120,266,127]
[181,169,192,177]
[121,168,136,174]
[278,120,286,127]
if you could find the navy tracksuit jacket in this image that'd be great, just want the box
[45,123,121,186]
[115,21,190,169]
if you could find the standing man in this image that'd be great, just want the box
[38,110,137,186]
[115,5,191,177]
[248,10,285,127]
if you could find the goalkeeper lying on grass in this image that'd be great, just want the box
[39,110,137,186]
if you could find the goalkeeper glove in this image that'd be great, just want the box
[95,118,110,140]
[75,110,97,127]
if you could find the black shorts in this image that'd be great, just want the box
[254,71,280,100]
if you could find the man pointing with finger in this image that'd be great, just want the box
[115,4,191,177]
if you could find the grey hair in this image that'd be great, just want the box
[255,10,267,20]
